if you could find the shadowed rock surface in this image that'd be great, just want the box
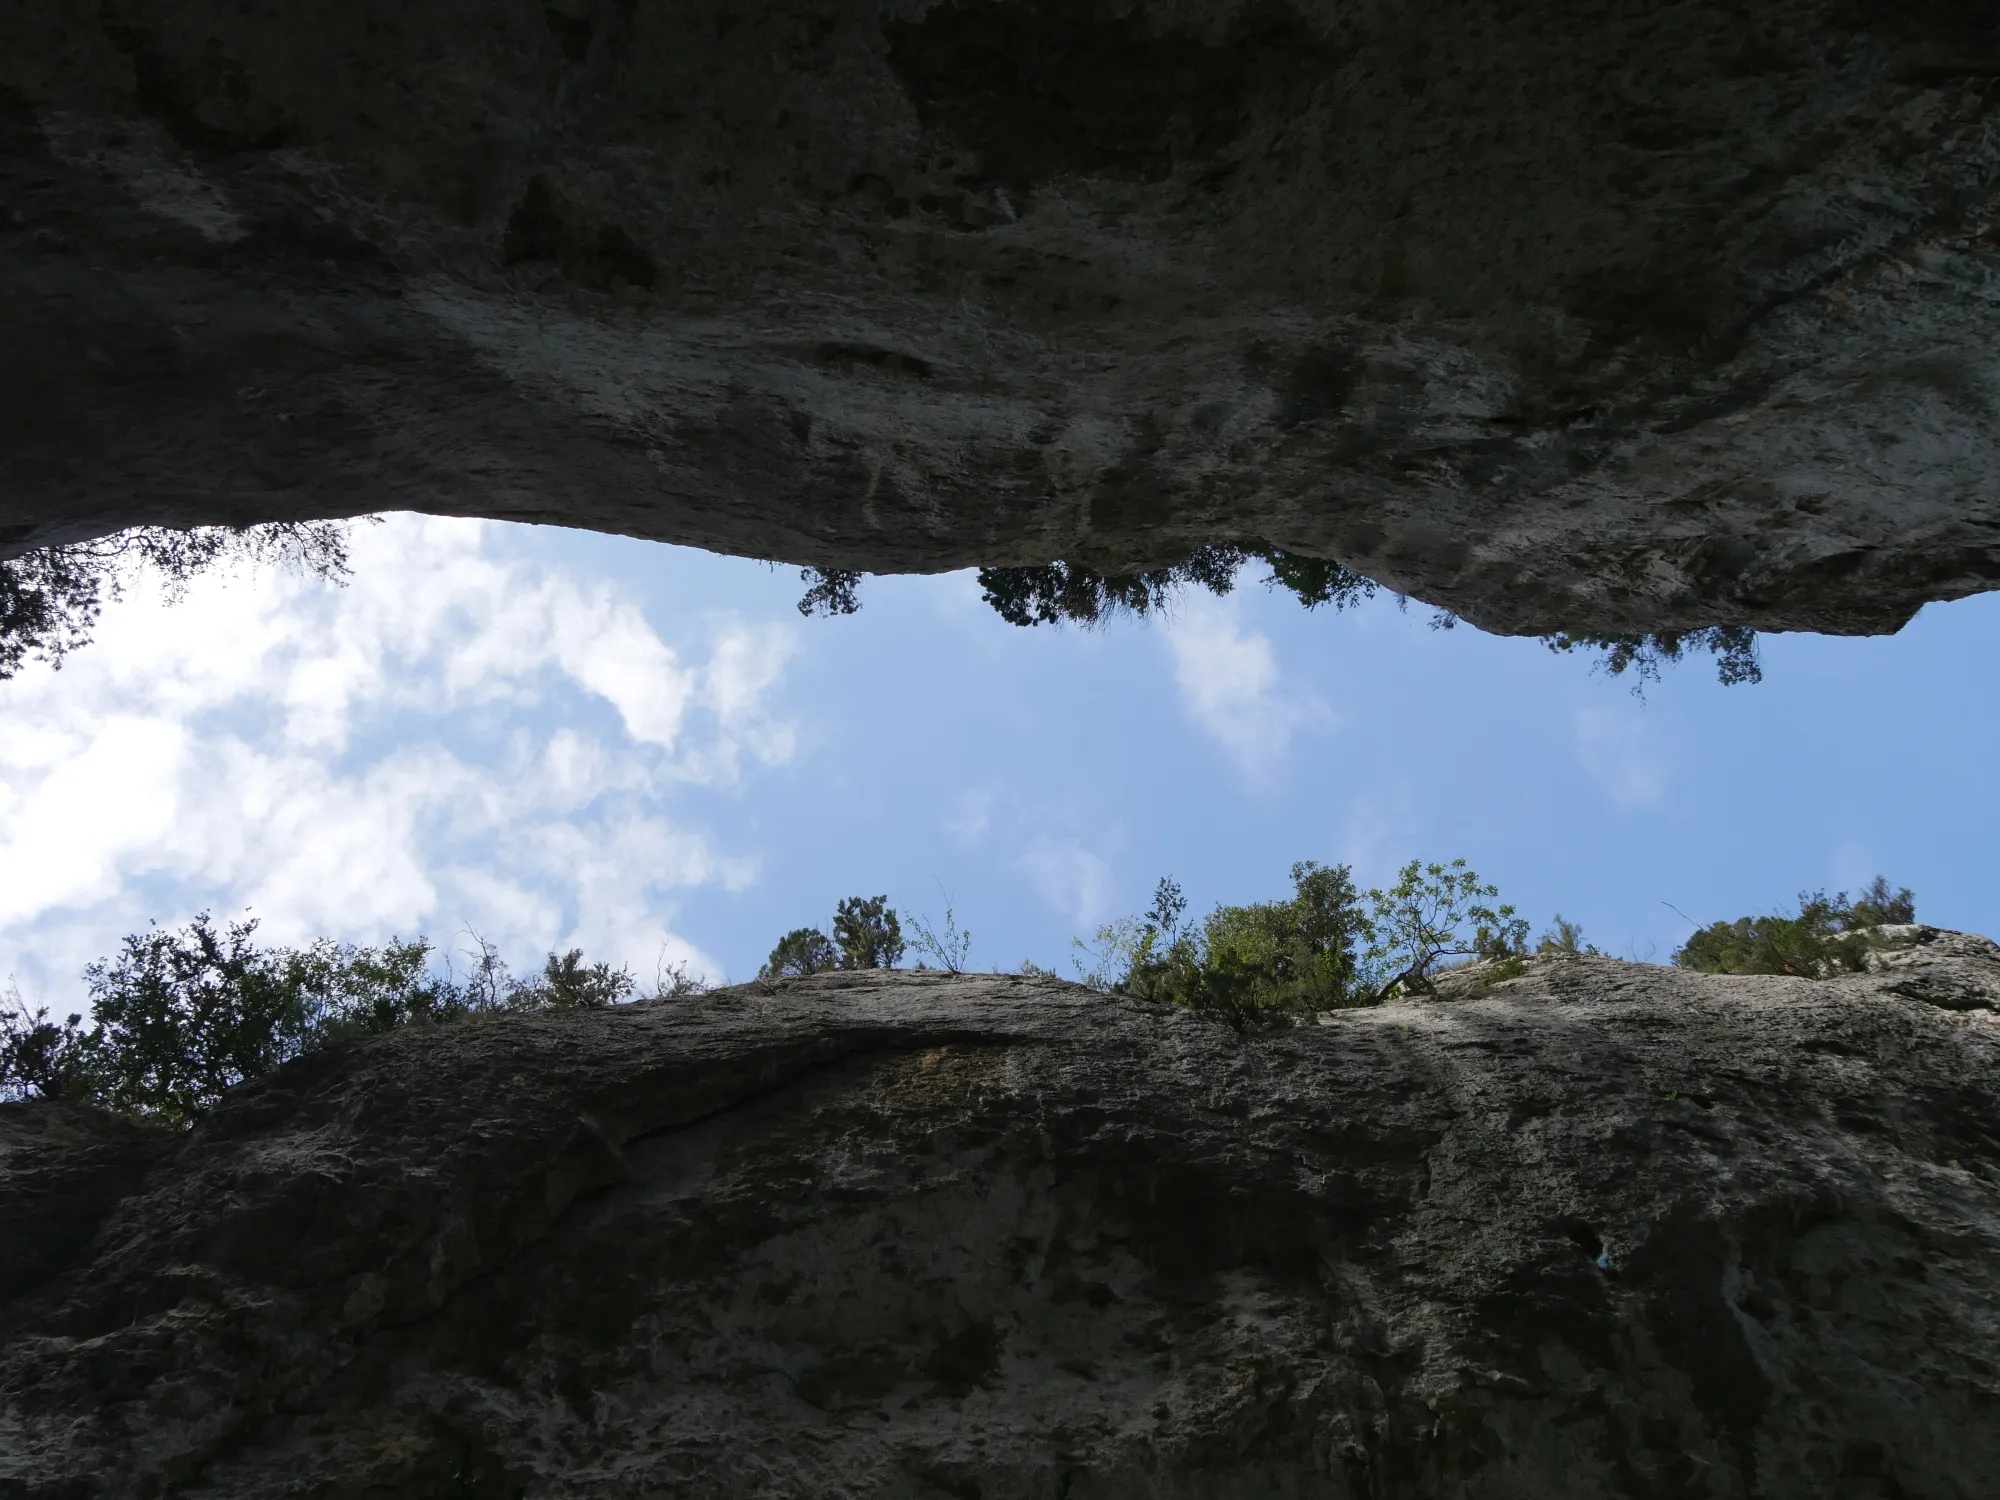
[7,2,2000,635]
[3,944,1998,1498]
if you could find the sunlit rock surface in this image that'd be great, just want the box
[4,945,1998,1498]
[6,2,2000,635]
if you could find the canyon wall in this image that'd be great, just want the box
[6,2,2000,633]
[4,943,1998,1497]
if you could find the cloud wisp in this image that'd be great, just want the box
[1161,593,1330,785]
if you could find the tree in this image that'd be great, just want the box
[1673,878,1915,978]
[1080,862,1370,1029]
[0,522,354,680]
[1359,860,1527,1001]
[280,935,467,1036]
[509,948,636,1010]
[762,896,906,978]
[5,918,644,1123]
[82,913,315,1125]
[975,546,1375,629]
[796,567,863,618]
[1849,876,1916,928]
[971,552,1758,686]
[0,993,94,1103]
[760,927,839,979]
[1543,626,1762,689]
[834,895,906,969]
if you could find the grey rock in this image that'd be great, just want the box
[4,954,1998,1497]
[7,3,2000,635]
[1865,925,2000,1012]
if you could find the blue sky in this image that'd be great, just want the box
[3,513,1995,1005]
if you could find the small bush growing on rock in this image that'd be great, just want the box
[1673,877,1915,978]
[509,948,637,1010]
[975,546,1374,628]
[1078,860,1527,1026]
[1536,916,1602,957]
[908,899,973,973]
[760,895,906,978]
[833,896,906,969]
[761,927,839,978]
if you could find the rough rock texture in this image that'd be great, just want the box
[4,948,1999,1498]
[8,3,2000,635]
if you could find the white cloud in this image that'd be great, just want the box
[1162,593,1328,784]
[1574,706,1667,809]
[1017,835,1117,928]
[0,516,798,1000]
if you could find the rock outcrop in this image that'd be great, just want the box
[8,3,2000,635]
[4,946,1998,1498]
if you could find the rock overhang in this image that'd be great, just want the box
[5,1,2000,636]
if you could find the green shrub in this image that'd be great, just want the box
[1077,859,1528,1027]
[0,996,93,1103]
[833,896,906,969]
[1077,865,1366,1028]
[507,948,636,1011]
[1673,877,1914,978]
[81,914,321,1125]
[795,567,862,617]
[761,927,838,978]
[760,895,905,978]
[908,898,972,974]
[1,916,639,1124]
[1536,915,1601,957]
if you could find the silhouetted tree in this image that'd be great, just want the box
[796,567,863,617]
[796,543,1758,688]
[0,523,354,680]
[1543,626,1762,688]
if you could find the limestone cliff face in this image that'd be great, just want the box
[4,942,1998,1498]
[6,3,2000,635]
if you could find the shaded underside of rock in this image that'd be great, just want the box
[7,2,2000,635]
[3,946,1998,1498]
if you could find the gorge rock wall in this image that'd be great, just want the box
[4,944,1998,1498]
[7,2,2000,635]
